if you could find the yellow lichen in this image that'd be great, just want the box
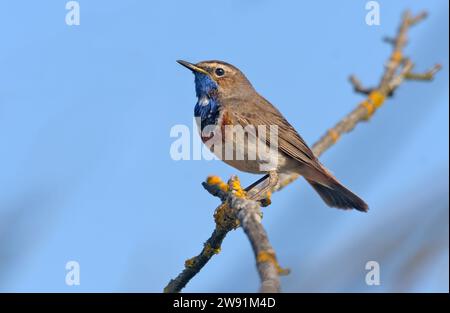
[207,175,229,192]
[228,176,246,198]
[257,250,290,276]
[207,175,222,185]
[260,198,271,207]
[203,243,221,256]
[214,203,240,230]
[260,191,272,207]
[359,90,386,120]
[391,50,403,63]
[184,257,196,268]
[218,183,229,192]
[368,90,385,108]
[328,129,340,144]
[360,100,375,120]
[214,203,227,225]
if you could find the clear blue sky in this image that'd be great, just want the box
[0,0,448,292]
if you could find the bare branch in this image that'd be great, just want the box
[234,196,281,293]
[383,36,396,45]
[407,11,428,26]
[204,177,288,292]
[166,176,287,293]
[405,64,442,80]
[349,75,374,95]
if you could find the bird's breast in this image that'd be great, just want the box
[199,108,232,143]
[194,95,224,140]
[197,107,283,174]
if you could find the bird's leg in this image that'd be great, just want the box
[249,171,278,201]
[245,174,270,192]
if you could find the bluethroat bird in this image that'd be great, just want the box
[177,60,368,212]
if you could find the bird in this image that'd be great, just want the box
[177,59,368,212]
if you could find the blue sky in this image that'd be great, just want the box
[0,0,448,292]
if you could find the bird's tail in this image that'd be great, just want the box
[306,177,368,212]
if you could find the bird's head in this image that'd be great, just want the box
[177,60,253,98]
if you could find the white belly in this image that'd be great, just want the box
[202,122,293,174]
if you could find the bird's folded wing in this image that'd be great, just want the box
[231,95,319,168]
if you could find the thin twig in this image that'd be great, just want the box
[405,64,442,80]
[349,75,373,95]
[164,10,441,293]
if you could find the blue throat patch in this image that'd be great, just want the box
[193,73,220,131]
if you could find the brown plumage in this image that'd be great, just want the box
[178,60,368,212]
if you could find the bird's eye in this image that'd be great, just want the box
[215,68,225,76]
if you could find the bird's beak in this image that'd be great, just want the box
[177,60,209,76]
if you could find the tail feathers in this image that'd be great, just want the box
[307,179,368,212]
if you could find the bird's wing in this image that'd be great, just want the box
[230,94,319,168]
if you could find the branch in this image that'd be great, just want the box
[205,176,288,292]
[349,75,374,95]
[404,64,442,80]
[164,10,441,293]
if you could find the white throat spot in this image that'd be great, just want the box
[199,96,210,106]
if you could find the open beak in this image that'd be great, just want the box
[177,60,209,75]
